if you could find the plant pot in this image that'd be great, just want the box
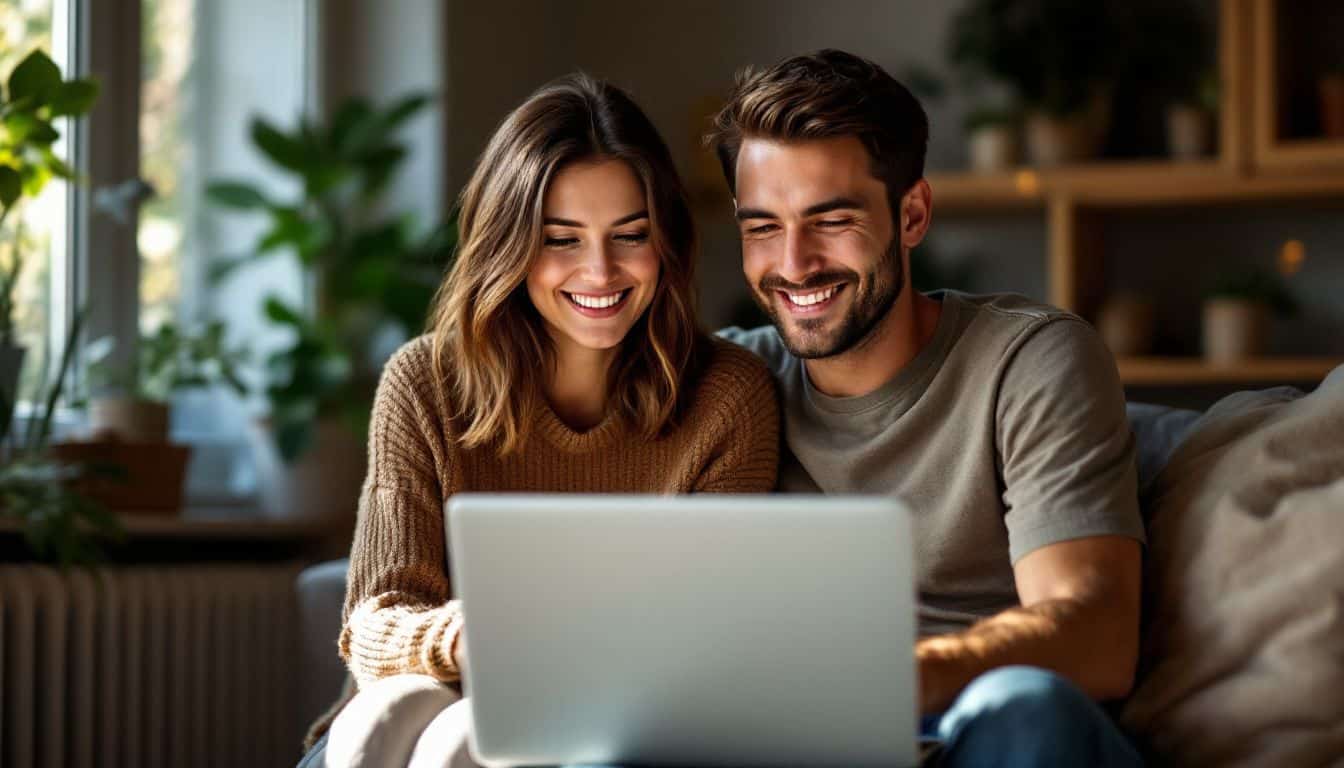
[1025,112,1095,167]
[1203,299,1268,363]
[249,416,367,520]
[1166,105,1214,160]
[52,439,193,514]
[1097,297,1155,357]
[1319,74,1344,140]
[968,124,1020,173]
[89,396,170,443]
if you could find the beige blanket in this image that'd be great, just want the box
[1122,368,1344,766]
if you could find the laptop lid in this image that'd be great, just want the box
[447,494,918,768]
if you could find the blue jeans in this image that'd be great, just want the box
[920,666,1143,767]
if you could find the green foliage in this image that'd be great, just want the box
[86,320,249,404]
[207,92,456,462]
[0,49,99,344]
[1,308,124,567]
[1208,268,1299,317]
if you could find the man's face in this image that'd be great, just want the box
[734,136,904,360]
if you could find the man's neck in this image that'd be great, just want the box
[803,289,944,399]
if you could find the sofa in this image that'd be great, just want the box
[296,368,1344,765]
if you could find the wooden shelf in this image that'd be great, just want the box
[1118,356,1343,385]
[929,162,1344,212]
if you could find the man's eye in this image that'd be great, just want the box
[745,224,777,235]
[817,218,852,228]
[544,237,579,247]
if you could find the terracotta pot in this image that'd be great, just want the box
[89,396,170,443]
[1320,74,1344,139]
[1203,299,1268,363]
[52,439,192,514]
[1097,297,1155,357]
[968,124,1020,173]
[249,417,367,520]
[1166,105,1214,160]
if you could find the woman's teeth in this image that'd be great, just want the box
[785,285,840,306]
[566,290,627,309]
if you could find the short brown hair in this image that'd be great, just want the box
[706,49,929,215]
[427,73,705,455]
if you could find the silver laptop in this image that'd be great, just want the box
[446,494,918,768]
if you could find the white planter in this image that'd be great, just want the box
[89,396,170,443]
[1203,299,1268,363]
[1025,112,1096,167]
[1166,105,1213,160]
[968,125,1020,173]
[250,417,367,520]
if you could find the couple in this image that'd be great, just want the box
[302,50,1146,768]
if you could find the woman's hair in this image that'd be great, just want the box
[426,73,705,455]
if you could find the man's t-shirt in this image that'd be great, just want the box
[719,291,1145,637]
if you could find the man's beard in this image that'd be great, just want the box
[751,237,904,360]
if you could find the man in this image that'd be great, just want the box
[710,50,1146,766]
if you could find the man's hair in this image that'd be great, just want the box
[706,49,929,216]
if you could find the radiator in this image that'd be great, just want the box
[0,563,304,768]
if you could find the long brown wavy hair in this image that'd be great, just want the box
[427,73,706,455]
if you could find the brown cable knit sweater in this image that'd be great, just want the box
[306,333,779,747]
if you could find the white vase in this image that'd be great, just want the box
[89,396,170,443]
[968,125,1020,173]
[250,416,367,520]
[1203,299,1268,363]
[1166,105,1213,160]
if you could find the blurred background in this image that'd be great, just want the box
[0,1,1342,765]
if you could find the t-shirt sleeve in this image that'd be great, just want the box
[996,317,1145,563]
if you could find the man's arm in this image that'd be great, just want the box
[915,534,1142,714]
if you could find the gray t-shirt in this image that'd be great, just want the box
[719,291,1145,637]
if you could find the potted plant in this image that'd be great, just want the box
[1202,268,1298,363]
[206,93,455,519]
[1,309,123,565]
[53,321,248,514]
[950,0,1118,166]
[964,107,1021,172]
[1167,73,1219,161]
[0,49,99,450]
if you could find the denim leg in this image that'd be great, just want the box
[930,666,1143,768]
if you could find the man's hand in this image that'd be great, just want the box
[912,535,1142,715]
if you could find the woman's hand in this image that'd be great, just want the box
[450,628,468,677]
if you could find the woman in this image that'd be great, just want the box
[300,74,779,767]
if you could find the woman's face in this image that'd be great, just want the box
[526,158,660,355]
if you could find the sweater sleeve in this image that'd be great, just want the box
[338,339,465,686]
[692,347,781,493]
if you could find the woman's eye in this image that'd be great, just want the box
[614,231,649,244]
[544,236,579,248]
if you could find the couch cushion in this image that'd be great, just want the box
[1120,367,1344,765]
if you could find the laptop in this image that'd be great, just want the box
[446,494,919,768]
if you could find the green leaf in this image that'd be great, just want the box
[7,49,62,105]
[207,254,257,284]
[205,181,270,209]
[251,117,308,172]
[42,150,76,180]
[0,166,22,207]
[329,98,377,154]
[381,92,432,130]
[48,79,99,116]
[262,295,305,327]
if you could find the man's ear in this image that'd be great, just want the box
[899,178,933,250]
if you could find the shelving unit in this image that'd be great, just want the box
[925,0,1344,386]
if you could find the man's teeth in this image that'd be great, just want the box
[568,290,625,309]
[785,285,840,307]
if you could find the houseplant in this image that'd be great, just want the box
[1202,267,1298,363]
[0,48,99,451]
[55,321,248,514]
[1,308,123,565]
[949,0,1118,166]
[964,107,1020,172]
[207,93,455,518]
